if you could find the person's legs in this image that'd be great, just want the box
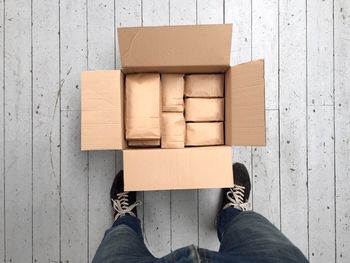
[93,215,156,263]
[92,171,157,263]
[197,163,308,263]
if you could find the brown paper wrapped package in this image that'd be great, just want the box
[128,139,160,147]
[125,73,161,139]
[161,112,186,148]
[186,122,224,146]
[185,74,224,97]
[162,74,185,112]
[185,98,224,122]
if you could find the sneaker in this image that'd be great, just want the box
[110,170,142,220]
[220,163,251,211]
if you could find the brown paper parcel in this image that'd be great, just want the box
[185,74,224,97]
[161,74,185,112]
[186,122,224,146]
[161,112,186,148]
[185,98,224,122]
[128,139,160,147]
[125,73,161,139]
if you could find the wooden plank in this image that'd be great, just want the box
[225,0,253,202]
[308,106,335,262]
[197,0,222,251]
[0,0,4,260]
[252,0,278,110]
[115,0,145,243]
[169,0,198,250]
[32,0,60,262]
[252,110,280,226]
[143,0,169,26]
[334,1,350,262]
[197,0,223,24]
[251,0,280,226]
[142,0,171,257]
[87,1,116,261]
[307,1,335,262]
[279,0,308,256]
[4,0,32,261]
[60,0,88,262]
[169,0,196,25]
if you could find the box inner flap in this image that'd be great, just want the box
[225,60,266,146]
[123,146,234,191]
[118,24,232,72]
[81,70,124,150]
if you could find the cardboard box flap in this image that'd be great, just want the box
[225,60,266,146]
[118,24,232,72]
[81,70,125,150]
[123,146,234,191]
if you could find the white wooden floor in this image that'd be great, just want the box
[0,0,349,262]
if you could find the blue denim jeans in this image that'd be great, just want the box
[93,208,308,263]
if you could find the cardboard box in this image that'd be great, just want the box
[81,24,266,191]
[186,122,224,146]
[185,98,224,122]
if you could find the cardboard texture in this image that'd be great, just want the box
[125,73,161,139]
[118,24,232,73]
[81,24,266,191]
[161,74,185,112]
[186,122,224,146]
[123,146,233,191]
[161,112,186,149]
[185,98,224,122]
[128,139,160,147]
[81,70,124,150]
[225,60,266,146]
[185,74,224,97]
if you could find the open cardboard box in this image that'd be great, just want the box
[81,24,266,191]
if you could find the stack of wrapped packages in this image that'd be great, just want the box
[125,73,224,148]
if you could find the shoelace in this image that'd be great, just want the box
[223,185,250,211]
[112,192,142,220]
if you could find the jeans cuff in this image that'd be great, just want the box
[112,215,143,237]
[216,207,241,241]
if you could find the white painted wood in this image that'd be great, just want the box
[251,0,280,226]
[253,110,280,226]
[252,0,278,110]
[4,0,32,261]
[197,0,223,25]
[142,0,171,258]
[307,0,334,107]
[143,0,169,26]
[225,0,253,204]
[307,1,335,262]
[279,0,308,257]
[308,106,335,262]
[32,0,60,262]
[60,0,88,262]
[87,0,116,261]
[0,0,4,261]
[225,0,252,65]
[335,1,350,262]
[169,0,198,251]
[197,0,222,251]
[169,0,196,25]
